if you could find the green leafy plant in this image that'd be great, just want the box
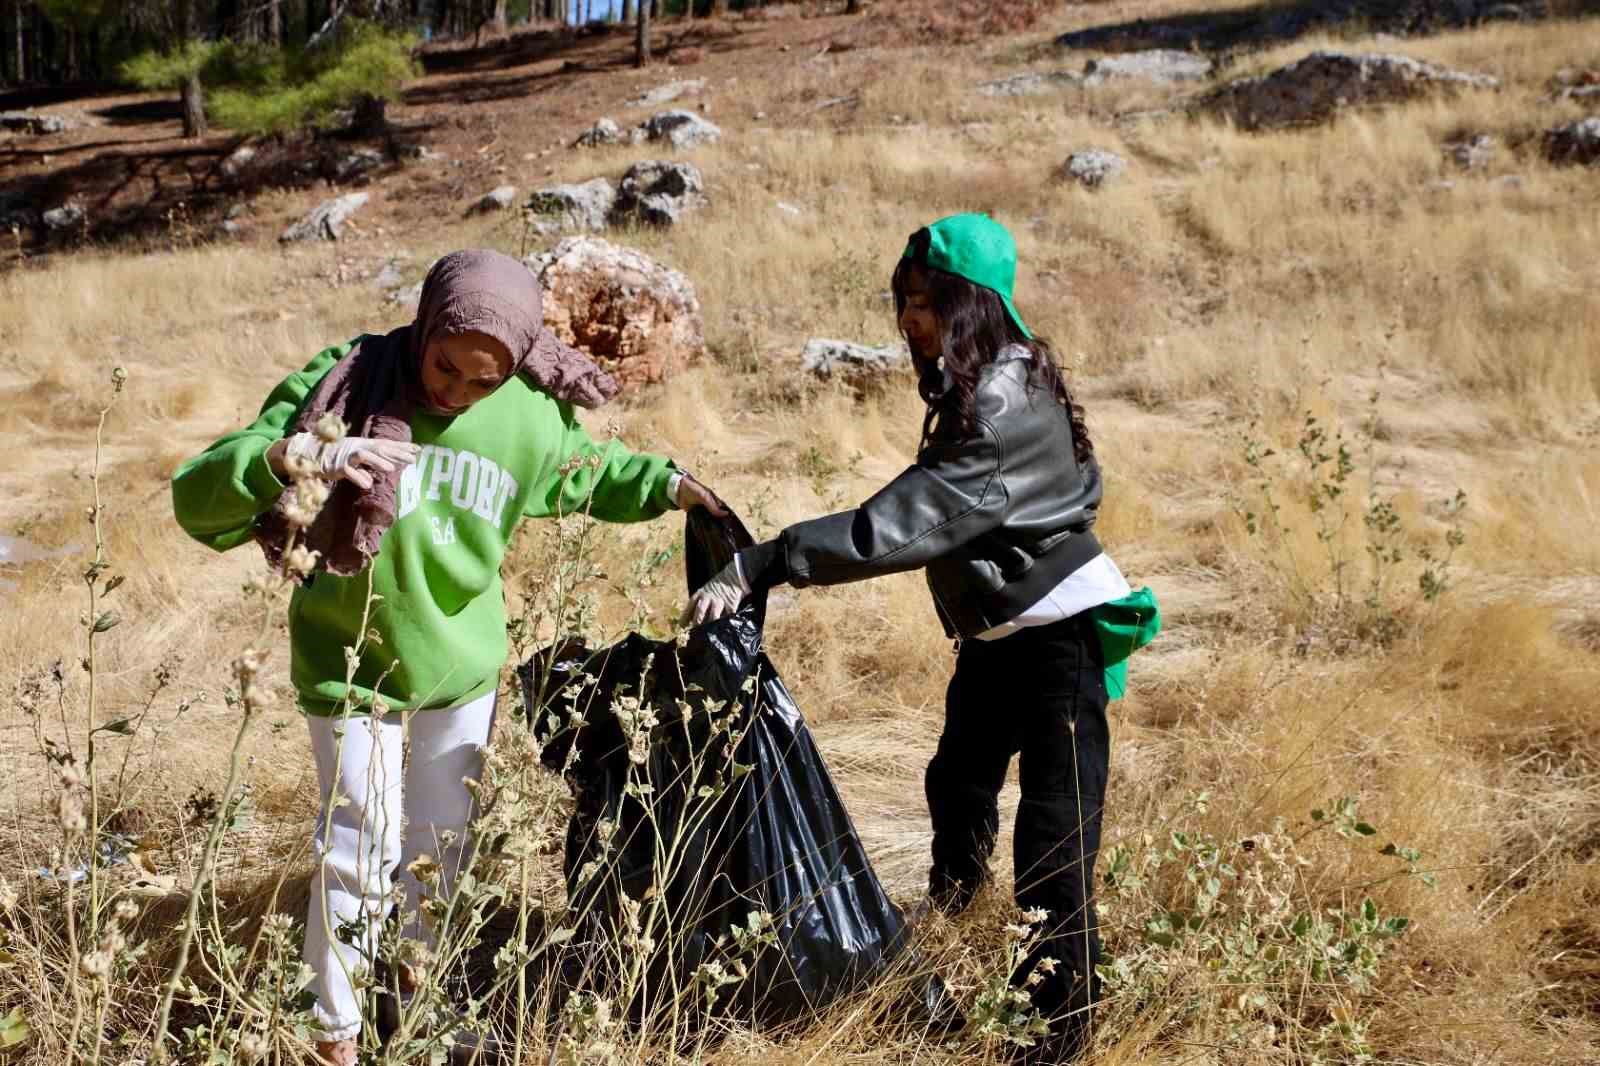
[1233,387,1467,647]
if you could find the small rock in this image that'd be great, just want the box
[526,177,618,232]
[331,148,384,184]
[636,110,722,150]
[42,203,85,230]
[975,71,1082,97]
[217,219,244,237]
[801,338,912,389]
[1543,116,1600,166]
[1443,132,1496,170]
[225,203,249,221]
[1061,149,1128,188]
[776,201,803,216]
[220,144,257,178]
[1197,51,1499,132]
[628,78,706,108]
[753,111,768,120]
[526,236,706,392]
[279,192,370,243]
[398,143,446,163]
[573,117,625,148]
[612,160,707,227]
[1493,174,1526,190]
[1082,50,1213,86]
[467,184,518,215]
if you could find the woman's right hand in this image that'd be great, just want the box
[270,433,421,491]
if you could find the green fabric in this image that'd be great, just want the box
[172,340,678,717]
[1091,586,1162,701]
[904,213,1033,340]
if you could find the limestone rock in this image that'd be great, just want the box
[629,79,705,108]
[1082,50,1213,86]
[468,185,518,215]
[637,110,722,150]
[573,117,630,148]
[612,160,706,227]
[1544,116,1600,166]
[0,110,69,135]
[330,148,384,184]
[526,237,705,392]
[975,71,1082,97]
[526,178,618,232]
[1061,149,1128,188]
[1196,51,1498,131]
[279,192,369,243]
[220,144,258,178]
[42,203,85,230]
[801,339,911,390]
[1443,132,1496,170]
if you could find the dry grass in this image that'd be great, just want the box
[3,3,1599,1063]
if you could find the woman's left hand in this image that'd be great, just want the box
[675,474,728,516]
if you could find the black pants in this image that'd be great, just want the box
[925,612,1110,1054]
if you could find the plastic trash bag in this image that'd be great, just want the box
[519,507,956,1029]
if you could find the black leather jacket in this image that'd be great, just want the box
[742,356,1103,638]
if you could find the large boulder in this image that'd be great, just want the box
[612,160,707,227]
[526,237,705,392]
[279,192,369,243]
[637,110,722,150]
[525,178,618,232]
[1544,116,1600,167]
[1082,50,1213,86]
[1061,149,1128,188]
[801,339,911,391]
[1196,51,1498,131]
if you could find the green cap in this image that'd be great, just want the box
[903,212,1032,340]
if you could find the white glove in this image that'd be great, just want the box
[285,432,421,491]
[688,557,750,625]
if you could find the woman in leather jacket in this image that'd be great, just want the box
[691,213,1136,1062]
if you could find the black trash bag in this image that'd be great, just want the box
[519,507,958,1031]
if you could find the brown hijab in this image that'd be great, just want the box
[255,248,619,577]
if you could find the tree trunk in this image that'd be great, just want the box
[710,0,724,15]
[269,0,282,44]
[180,71,207,138]
[845,0,861,13]
[490,0,506,31]
[351,92,387,135]
[620,0,633,22]
[633,0,648,66]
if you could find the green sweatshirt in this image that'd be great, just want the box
[172,340,679,716]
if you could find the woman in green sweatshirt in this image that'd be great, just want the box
[172,249,720,1065]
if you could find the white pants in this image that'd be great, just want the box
[302,691,497,1042]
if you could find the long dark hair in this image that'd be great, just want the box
[891,234,1094,466]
